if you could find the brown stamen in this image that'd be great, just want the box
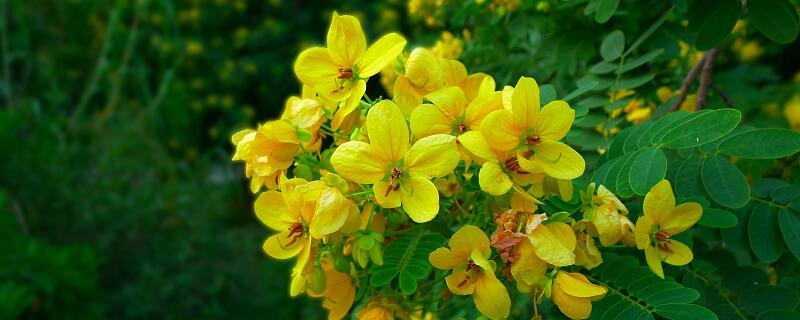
[658,241,673,253]
[503,157,530,174]
[338,68,354,80]
[456,122,469,134]
[384,168,404,197]
[525,135,541,146]
[655,230,671,242]
[285,223,305,246]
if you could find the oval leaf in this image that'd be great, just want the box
[718,128,800,159]
[601,30,625,61]
[661,109,741,149]
[748,0,799,43]
[748,204,785,263]
[629,147,667,196]
[698,208,738,228]
[702,155,750,209]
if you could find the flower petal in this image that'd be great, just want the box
[404,48,442,89]
[634,215,654,250]
[528,222,576,266]
[373,181,402,208]
[465,91,503,130]
[263,232,304,259]
[552,280,593,320]
[445,270,475,295]
[310,188,351,238]
[327,12,366,67]
[474,271,511,320]
[430,247,465,269]
[366,100,410,161]
[458,131,499,162]
[440,59,467,86]
[357,33,407,78]
[521,140,585,180]
[643,180,676,223]
[534,100,574,141]
[255,191,296,231]
[593,206,622,247]
[330,141,387,184]
[463,73,494,101]
[334,79,367,126]
[449,225,491,258]
[405,134,460,179]
[470,248,492,271]
[401,177,440,223]
[393,76,425,116]
[510,240,547,292]
[511,76,540,129]
[410,104,451,138]
[645,246,665,278]
[479,162,513,196]
[663,240,694,266]
[556,272,607,298]
[294,47,339,87]
[425,86,467,120]
[662,202,702,235]
[481,109,522,151]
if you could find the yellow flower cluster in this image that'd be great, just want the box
[231,13,701,320]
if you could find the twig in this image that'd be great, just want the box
[695,48,719,110]
[711,81,734,108]
[671,54,707,111]
[103,0,143,121]
[10,196,29,236]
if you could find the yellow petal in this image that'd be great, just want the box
[330,141,386,184]
[592,206,622,247]
[404,48,442,89]
[366,100,410,161]
[662,202,702,235]
[645,246,665,278]
[511,190,539,213]
[529,222,576,266]
[470,248,492,271]
[310,187,351,238]
[405,134,460,179]
[449,225,491,258]
[552,280,593,320]
[294,47,339,87]
[445,270,475,295]
[430,247,466,269]
[501,85,514,111]
[254,191,296,231]
[263,232,304,259]
[373,181,402,208]
[511,76,540,129]
[393,76,425,116]
[322,267,355,320]
[556,272,607,298]
[634,215,654,250]
[521,140,585,180]
[327,12,366,67]
[458,131,499,162]
[663,240,694,266]
[426,86,467,119]
[511,240,547,292]
[643,180,676,223]
[410,104,451,138]
[440,59,467,86]
[463,73,494,101]
[479,162,513,196]
[534,100,574,141]
[481,109,522,151]
[465,91,503,130]
[400,177,440,223]
[473,271,511,320]
[357,33,407,78]
[334,79,367,124]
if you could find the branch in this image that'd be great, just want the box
[695,48,719,110]
[711,81,734,108]
[671,54,707,111]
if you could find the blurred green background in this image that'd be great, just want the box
[0,0,408,318]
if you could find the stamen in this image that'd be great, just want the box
[655,230,671,242]
[456,122,469,134]
[503,157,530,174]
[525,135,541,146]
[338,68,354,80]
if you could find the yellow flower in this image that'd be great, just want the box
[231,120,301,192]
[393,48,445,114]
[634,180,702,278]
[510,239,548,293]
[307,260,356,320]
[294,12,407,128]
[440,59,495,101]
[480,76,585,180]
[458,129,532,196]
[573,223,603,270]
[525,214,577,266]
[330,100,460,223]
[429,225,511,320]
[355,297,410,320]
[548,271,607,319]
[784,94,800,131]
[431,31,463,59]
[656,86,697,112]
[581,183,628,247]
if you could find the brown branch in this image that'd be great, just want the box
[695,48,719,110]
[711,81,734,108]
[671,54,707,111]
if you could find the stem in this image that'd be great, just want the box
[671,53,707,111]
[695,48,719,110]
[103,0,143,120]
[710,81,734,108]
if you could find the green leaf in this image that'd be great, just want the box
[752,178,789,198]
[660,109,741,148]
[739,286,800,315]
[721,204,754,252]
[723,266,769,292]
[629,147,667,196]
[589,61,617,74]
[617,49,663,74]
[595,0,620,23]
[624,7,673,56]
[564,77,600,101]
[748,203,785,263]
[369,233,443,293]
[654,303,719,320]
[675,156,705,199]
[757,310,800,320]
[772,185,800,204]
[702,155,750,209]
[398,270,416,295]
[615,150,641,198]
[610,72,655,90]
[779,209,800,262]
[647,111,692,145]
[601,30,625,61]
[718,128,800,159]
[691,0,741,50]
[698,208,738,228]
[748,0,799,44]
[540,84,557,105]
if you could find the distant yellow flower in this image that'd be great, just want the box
[785,94,800,130]
[656,86,697,112]
[432,31,463,59]
[481,76,585,180]
[732,38,763,62]
[185,40,203,55]
[634,180,702,278]
[330,100,460,222]
[429,225,511,320]
[294,12,407,129]
[548,271,607,319]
